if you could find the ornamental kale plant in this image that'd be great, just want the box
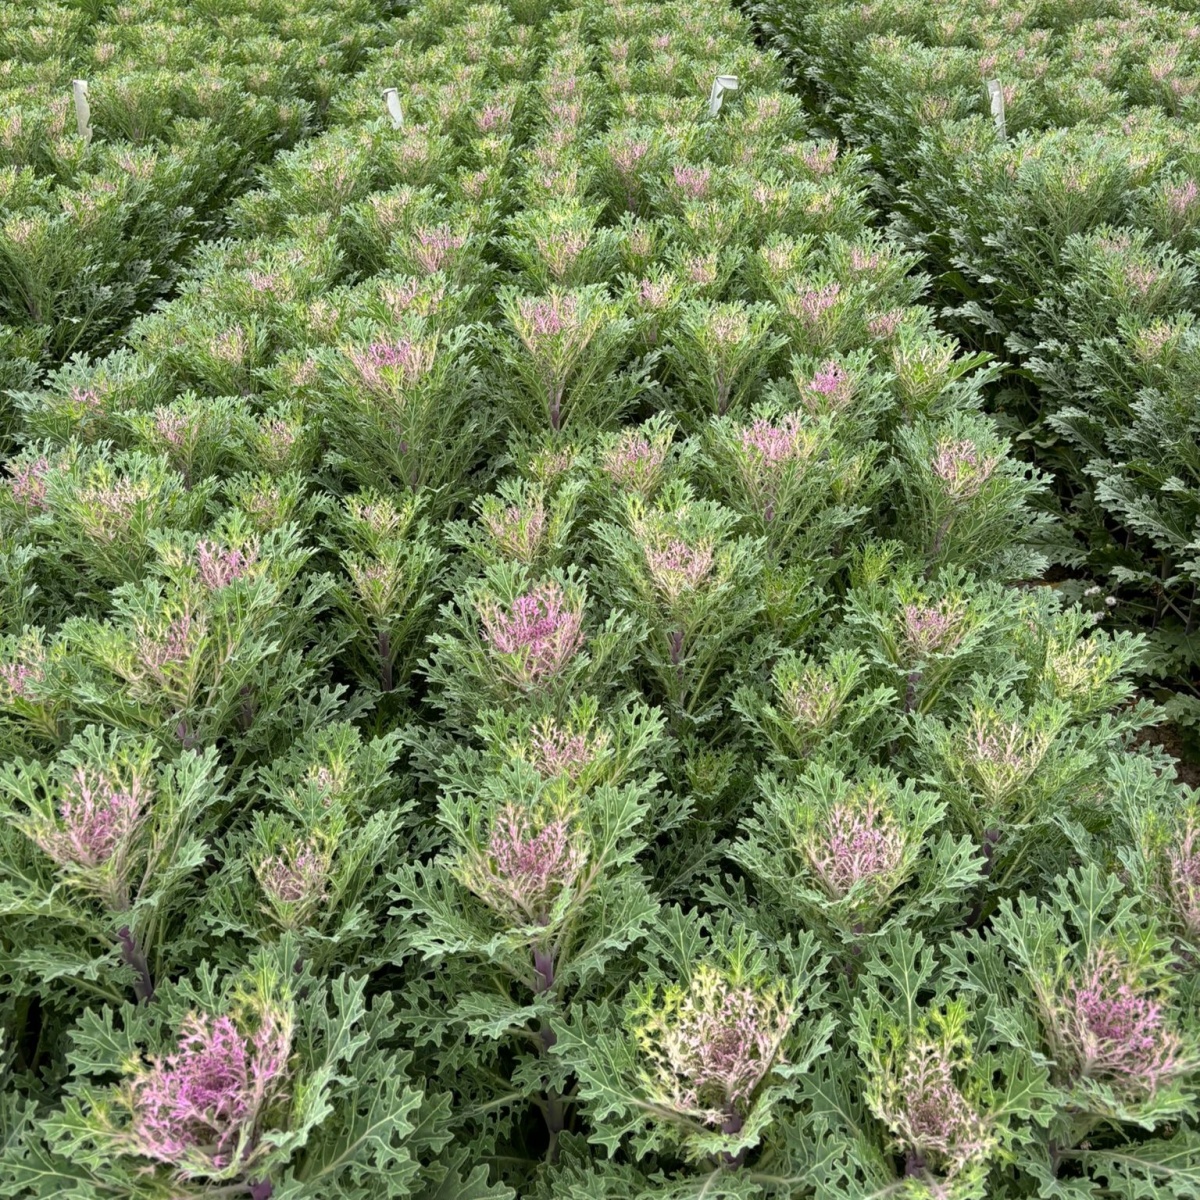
[731,762,981,948]
[556,911,834,1165]
[851,994,1014,1193]
[1,727,224,1012]
[12,942,454,1200]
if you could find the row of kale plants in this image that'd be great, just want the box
[2,0,1200,1197]
[0,0,399,400]
[0,0,541,1194]
[748,0,1200,737]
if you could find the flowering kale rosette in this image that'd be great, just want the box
[124,1005,294,1178]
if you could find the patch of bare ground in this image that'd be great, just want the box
[1131,716,1200,790]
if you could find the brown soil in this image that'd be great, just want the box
[1132,720,1200,790]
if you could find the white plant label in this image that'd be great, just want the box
[72,79,92,143]
[708,74,739,117]
[383,87,404,130]
[985,78,1006,141]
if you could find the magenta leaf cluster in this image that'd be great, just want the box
[129,1009,292,1174]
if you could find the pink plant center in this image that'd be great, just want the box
[1167,819,1200,938]
[517,292,580,342]
[304,764,347,811]
[804,360,853,411]
[154,409,194,449]
[782,670,841,729]
[868,309,905,340]
[8,455,52,510]
[904,1057,967,1144]
[530,447,576,481]
[930,438,998,500]
[536,229,589,278]
[347,557,403,610]
[260,420,299,463]
[636,965,794,1125]
[140,612,198,673]
[1124,264,1160,296]
[850,246,883,272]
[476,104,510,132]
[478,582,585,684]
[80,477,155,537]
[6,217,37,247]
[348,499,403,537]
[801,142,838,175]
[258,840,328,908]
[33,766,146,871]
[69,385,103,411]
[885,1040,992,1172]
[1166,178,1198,216]
[786,282,841,328]
[1150,49,1178,83]
[901,601,966,657]
[464,803,587,923]
[383,277,443,317]
[741,413,814,466]
[603,433,668,494]
[1133,321,1176,362]
[1063,949,1183,1093]
[309,765,338,794]
[643,537,715,601]
[212,327,247,365]
[548,100,582,128]
[482,501,547,561]
[412,226,465,274]
[804,799,906,899]
[627,226,654,258]
[707,309,750,349]
[397,137,432,169]
[130,1009,292,1170]
[525,720,608,780]
[687,254,718,285]
[672,165,711,200]
[243,484,287,529]
[196,540,259,590]
[1098,233,1133,255]
[751,97,783,123]
[117,149,156,179]
[639,278,672,310]
[752,182,785,213]
[611,138,649,176]
[350,339,435,391]
[0,656,45,702]
[760,243,799,277]
[967,718,1027,770]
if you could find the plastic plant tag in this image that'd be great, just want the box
[72,79,92,143]
[985,78,1006,141]
[708,74,739,117]
[383,87,404,130]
